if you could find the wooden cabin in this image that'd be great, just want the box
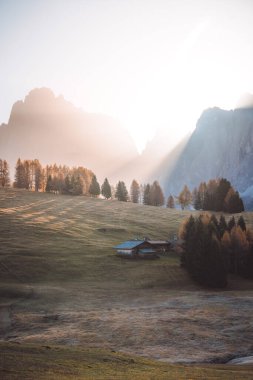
[114,239,171,259]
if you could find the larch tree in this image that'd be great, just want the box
[178,185,191,210]
[150,181,165,206]
[130,179,140,203]
[33,159,43,191]
[0,159,10,187]
[180,214,227,288]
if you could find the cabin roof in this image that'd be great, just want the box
[114,240,146,250]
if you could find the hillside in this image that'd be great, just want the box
[0,188,253,375]
[0,88,138,183]
[162,106,253,208]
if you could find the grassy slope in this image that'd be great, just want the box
[0,188,194,298]
[0,188,253,379]
[1,342,253,380]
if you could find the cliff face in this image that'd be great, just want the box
[0,88,138,182]
[163,107,253,205]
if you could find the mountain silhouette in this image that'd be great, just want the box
[0,88,138,182]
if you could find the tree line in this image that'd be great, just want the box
[176,178,244,213]
[1,158,169,205]
[0,158,245,212]
[180,213,253,288]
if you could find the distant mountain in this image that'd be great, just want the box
[162,105,253,209]
[0,88,138,182]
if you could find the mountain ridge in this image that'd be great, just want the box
[162,106,253,208]
[0,88,138,183]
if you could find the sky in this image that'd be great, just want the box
[1,0,253,152]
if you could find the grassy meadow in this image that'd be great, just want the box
[0,188,253,379]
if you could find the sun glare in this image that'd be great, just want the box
[1,1,253,153]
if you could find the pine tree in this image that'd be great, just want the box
[227,216,236,232]
[150,181,164,206]
[198,182,207,209]
[237,215,246,232]
[215,178,231,211]
[63,175,71,194]
[218,215,227,237]
[72,175,83,195]
[23,160,30,190]
[230,226,249,274]
[179,214,195,268]
[180,214,227,288]
[166,195,175,208]
[224,188,244,213]
[192,187,201,210]
[221,230,232,272]
[89,175,100,197]
[15,158,25,188]
[45,175,53,192]
[101,178,112,199]
[34,159,42,191]
[0,159,10,187]
[143,184,151,205]
[209,214,219,236]
[115,181,128,202]
[130,179,140,203]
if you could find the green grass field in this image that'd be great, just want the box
[0,188,253,379]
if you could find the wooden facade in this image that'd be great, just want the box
[114,239,171,259]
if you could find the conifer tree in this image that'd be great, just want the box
[166,195,175,208]
[72,175,83,195]
[180,214,227,288]
[215,178,231,211]
[192,187,201,210]
[89,175,100,197]
[227,216,236,232]
[237,215,246,232]
[101,178,112,199]
[178,185,191,210]
[115,181,128,201]
[63,175,71,194]
[23,160,30,190]
[45,175,53,192]
[230,226,249,274]
[0,159,10,187]
[130,179,140,203]
[150,181,165,206]
[224,188,244,213]
[218,215,227,237]
[15,158,25,188]
[143,183,151,205]
[34,159,42,191]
